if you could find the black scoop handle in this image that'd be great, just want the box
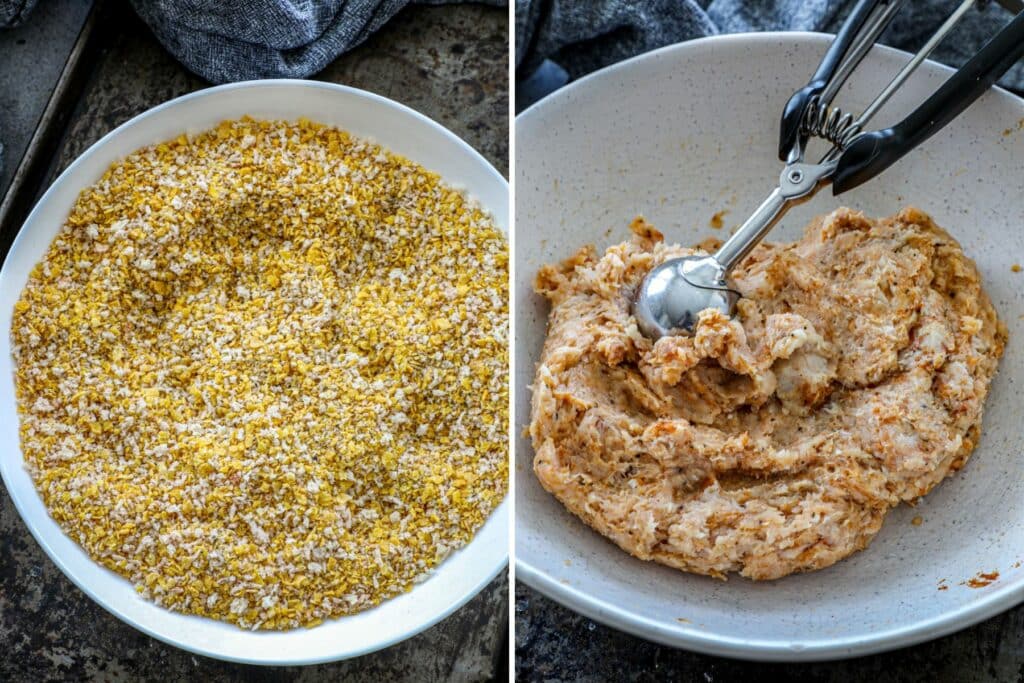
[833,9,1024,195]
[779,0,894,160]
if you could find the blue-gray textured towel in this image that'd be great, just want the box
[516,0,1024,109]
[0,0,36,28]
[129,0,503,84]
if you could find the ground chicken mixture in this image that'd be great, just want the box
[13,118,508,628]
[531,208,1004,580]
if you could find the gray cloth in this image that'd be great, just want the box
[516,0,1024,109]
[0,0,36,28]
[131,0,503,83]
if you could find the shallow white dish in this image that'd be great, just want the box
[0,80,508,665]
[515,33,1024,661]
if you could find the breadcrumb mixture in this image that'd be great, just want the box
[531,208,1004,580]
[13,118,508,629]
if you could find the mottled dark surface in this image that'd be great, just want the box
[516,583,1024,681]
[0,0,92,197]
[1,2,509,680]
[318,5,508,177]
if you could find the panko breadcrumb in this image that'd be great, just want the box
[531,208,1004,580]
[13,117,508,629]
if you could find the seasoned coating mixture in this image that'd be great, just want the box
[13,118,508,629]
[531,208,1004,580]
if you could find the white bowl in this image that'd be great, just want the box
[515,33,1024,661]
[0,80,508,665]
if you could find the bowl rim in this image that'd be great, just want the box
[0,78,509,665]
[514,31,1024,662]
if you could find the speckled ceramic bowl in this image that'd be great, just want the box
[0,80,508,665]
[515,33,1024,661]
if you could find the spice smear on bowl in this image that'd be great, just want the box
[12,118,508,629]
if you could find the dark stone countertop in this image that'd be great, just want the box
[516,582,1024,681]
[0,3,509,681]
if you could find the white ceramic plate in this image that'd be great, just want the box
[0,80,508,665]
[515,33,1024,661]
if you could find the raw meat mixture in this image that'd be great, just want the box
[530,208,1006,579]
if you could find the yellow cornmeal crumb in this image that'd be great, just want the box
[12,117,509,630]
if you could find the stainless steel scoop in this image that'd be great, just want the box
[634,0,1024,339]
